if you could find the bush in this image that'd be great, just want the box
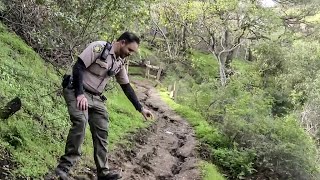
[212,148,256,179]
[162,52,320,179]
[207,60,319,179]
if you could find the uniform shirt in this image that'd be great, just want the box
[78,41,129,94]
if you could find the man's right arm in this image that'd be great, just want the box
[72,58,86,97]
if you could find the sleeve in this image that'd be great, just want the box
[120,83,143,112]
[72,58,86,97]
[78,42,103,68]
[115,66,130,84]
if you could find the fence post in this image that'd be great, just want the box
[170,81,176,99]
[145,60,150,79]
[156,64,163,81]
[173,81,178,101]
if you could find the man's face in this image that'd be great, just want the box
[119,41,139,59]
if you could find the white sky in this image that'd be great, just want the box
[261,0,276,7]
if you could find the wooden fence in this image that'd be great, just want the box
[168,81,178,100]
[125,60,177,100]
[125,60,163,81]
[144,61,163,81]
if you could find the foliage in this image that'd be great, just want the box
[200,161,226,180]
[0,0,151,69]
[2,0,320,179]
[162,49,320,179]
[0,23,147,178]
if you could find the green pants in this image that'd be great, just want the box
[58,88,109,176]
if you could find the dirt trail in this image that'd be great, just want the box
[106,80,201,180]
[46,80,201,180]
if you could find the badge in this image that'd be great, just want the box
[93,44,102,53]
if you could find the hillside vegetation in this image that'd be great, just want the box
[160,51,320,179]
[0,23,147,177]
[1,0,320,179]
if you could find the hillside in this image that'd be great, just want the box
[1,1,320,179]
[0,23,147,178]
[0,23,223,179]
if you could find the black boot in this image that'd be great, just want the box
[98,172,122,180]
[54,166,69,180]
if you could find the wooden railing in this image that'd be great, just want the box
[126,61,178,101]
[145,61,163,81]
[125,60,163,81]
[126,60,177,100]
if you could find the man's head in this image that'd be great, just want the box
[115,32,140,59]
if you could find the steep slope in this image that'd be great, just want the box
[0,23,147,178]
[0,23,223,179]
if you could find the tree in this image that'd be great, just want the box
[148,0,282,86]
[0,0,151,71]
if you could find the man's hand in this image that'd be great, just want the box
[140,107,154,120]
[76,94,88,111]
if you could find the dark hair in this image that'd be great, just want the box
[117,31,140,44]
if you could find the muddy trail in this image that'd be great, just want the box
[108,80,201,180]
[46,80,202,180]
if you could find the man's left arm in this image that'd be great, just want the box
[120,83,143,112]
[116,67,153,120]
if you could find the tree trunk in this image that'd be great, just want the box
[0,97,22,120]
[247,47,253,61]
[181,22,187,56]
[225,49,236,69]
[214,51,227,86]
[219,57,227,86]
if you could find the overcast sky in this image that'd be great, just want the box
[261,0,276,7]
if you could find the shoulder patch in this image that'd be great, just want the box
[93,44,103,53]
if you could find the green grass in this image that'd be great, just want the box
[0,23,148,178]
[128,66,145,76]
[200,161,226,180]
[158,89,226,180]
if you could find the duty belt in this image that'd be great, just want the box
[84,88,101,96]
[83,88,107,101]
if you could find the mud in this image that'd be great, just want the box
[46,80,201,180]
[104,80,201,180]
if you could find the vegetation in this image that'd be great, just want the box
[0,23,147,177]
[200,162,226,180]
[1,0,320,179]
[162,55,319,179]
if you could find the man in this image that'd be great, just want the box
[55,32,154,180]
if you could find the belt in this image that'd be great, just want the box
[84,88,107,101]
[84,88,101,96]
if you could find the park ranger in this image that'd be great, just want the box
[55,32,154,180]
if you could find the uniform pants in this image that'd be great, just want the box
[57,88,109,176]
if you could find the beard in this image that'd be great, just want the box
[119,48,129,59]
[120,54,127,59]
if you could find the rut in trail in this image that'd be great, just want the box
[106,80,201,180]
[55,80,202,180]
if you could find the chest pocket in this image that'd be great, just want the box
[88,59,109,77]
[86,42,124,78]
[86,42,113,77]
[110,60,124,76]
[87,57,124,78]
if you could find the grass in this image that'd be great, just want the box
[128,66,145,76]
[158,89,226,180]
[0,23,148,178]
[200,161,226,180]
